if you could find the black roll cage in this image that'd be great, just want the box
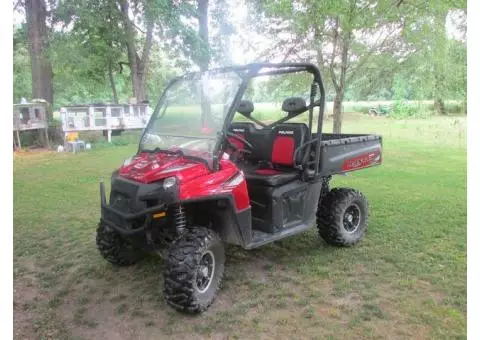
[141,62,326,177]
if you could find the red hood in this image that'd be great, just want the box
[119,152,211,184]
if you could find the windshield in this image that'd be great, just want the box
[140,71,243,161]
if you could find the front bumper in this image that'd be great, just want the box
[100,182,167,236]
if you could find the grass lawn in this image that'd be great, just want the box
[13,113,466,339]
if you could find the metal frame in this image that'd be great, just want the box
[142,62,326,175]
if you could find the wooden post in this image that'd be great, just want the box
[44,127,50,149]
[106,106,111,127]
[119,105,125,128]
[16,130,21,150]
[88,106,94,127]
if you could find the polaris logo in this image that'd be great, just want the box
[278,130,294,135]
[233,128,244,132]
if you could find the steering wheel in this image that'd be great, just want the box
[225,132,254,159]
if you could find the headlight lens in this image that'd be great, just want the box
[163,176,177,189]
[123,156,135,167]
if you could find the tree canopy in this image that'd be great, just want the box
[13,0,466,131]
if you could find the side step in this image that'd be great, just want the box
[245,223,312,250]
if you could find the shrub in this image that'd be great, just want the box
[389,101,430,119]
[425,101,466,115]
[444,101,465,114]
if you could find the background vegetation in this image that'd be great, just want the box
[14,0,466,133]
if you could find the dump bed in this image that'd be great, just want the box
[312,133,383,176]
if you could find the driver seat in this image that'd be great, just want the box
[243,97,310,187]
[245,122,309,186]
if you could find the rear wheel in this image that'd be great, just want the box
[316,188,369,246]
[96,221,145,266]
[164,227,225,313]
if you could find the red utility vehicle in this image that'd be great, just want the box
[97,63,382,313]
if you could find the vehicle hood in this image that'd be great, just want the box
[119,152,210,184]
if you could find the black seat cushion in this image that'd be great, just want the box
[245,168,299,187]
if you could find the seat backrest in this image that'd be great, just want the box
[236,100,254,116]
[228,122,255,150]
[228,99,309,169]
[245,128,274,162]
[228,100,256,150]
[282,97,308,115]
[270,123,309,168]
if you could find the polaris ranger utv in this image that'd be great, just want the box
[97,63,382,313]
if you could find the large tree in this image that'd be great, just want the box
[56,0,188,103]
[400,1,467,115]
[55,0,129,104]
[197,0,210,71]
[118,0,154,103]
[253,0,408,132]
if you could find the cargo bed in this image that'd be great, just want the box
[312,133,383,176]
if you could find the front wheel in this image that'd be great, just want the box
[316,188,369,246]
[163,227,225,313]
[96,221,145,266]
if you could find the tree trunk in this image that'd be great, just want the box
[197,0,210,71]
[119,0,137,101]
[108,59,118,104]
[197,0,212,129]
[136,22,154,103]
[332,38,349,134]
[433,11,448,115]
[119,0,153,103]
[333,94,343,134]
[434,98,446,115]
[25,0,53,114]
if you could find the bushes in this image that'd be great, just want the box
[344,100,465,119]
[389,101,428,119]
[48,118,65,145]
[424,101,466,115]
[445,102,465,114]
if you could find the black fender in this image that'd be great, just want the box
[181,194,252,247]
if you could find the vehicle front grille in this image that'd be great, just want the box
[109,178,149,213]
[111,192,132,212]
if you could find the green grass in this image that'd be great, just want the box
[13,113,466,339]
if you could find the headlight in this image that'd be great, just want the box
[123,156,135,167]
[163,176,177,189]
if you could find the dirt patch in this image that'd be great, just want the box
[415,280,446,303]
[13,251,458,339]
[14,148,54,156]
[333,292,363,309]
[13,259,49,340]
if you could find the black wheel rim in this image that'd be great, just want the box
[343,203,361,233]
[195,250,215,294]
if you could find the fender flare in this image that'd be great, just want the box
[181,194,252,247]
